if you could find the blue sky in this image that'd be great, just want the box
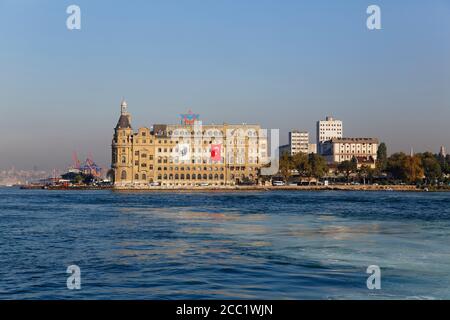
[0,0,449,170]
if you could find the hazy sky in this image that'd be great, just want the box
[1,0,449,170]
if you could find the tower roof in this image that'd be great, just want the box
[115,114,131,129]
[116,99,131,129]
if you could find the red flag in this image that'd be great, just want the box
[211,144,221,161]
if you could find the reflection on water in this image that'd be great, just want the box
[0,188,449,299]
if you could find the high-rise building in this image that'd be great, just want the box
[111,101,268,187]
[289,131,310,154]
[439,146,446,157]
[279,131,316,156]
[316,116,343,154]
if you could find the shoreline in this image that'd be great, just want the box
[13,184,449,192]
[112,185,430,192]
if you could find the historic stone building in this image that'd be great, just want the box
[321,137,379,168]
[111,101,268,187]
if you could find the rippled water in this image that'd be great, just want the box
[0,188,449,299]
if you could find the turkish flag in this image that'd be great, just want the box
[211,144,221,161]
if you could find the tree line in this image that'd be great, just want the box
[277,142,450,185]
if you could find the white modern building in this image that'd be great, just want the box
[280,131,316,156]
[317,116,343,154]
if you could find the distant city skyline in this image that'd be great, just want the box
[1,0,449,170]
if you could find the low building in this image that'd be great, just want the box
[322,137,379,168]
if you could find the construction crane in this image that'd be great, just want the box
[69,151,102,177]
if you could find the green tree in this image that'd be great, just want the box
[376,142,388,172]
[419,152,442,184]
[446,155,450,174]
[74,174,84,184]
[279,153,294,182]
[292,152,310,177]
[338,160,357,182]
[308,153,328,182]
[387,152,408,181]
[358,165,373,185]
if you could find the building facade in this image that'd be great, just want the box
[316,116,343,154]
[321,137,379,168]
[111,101,269,187]
[279,131,316,156]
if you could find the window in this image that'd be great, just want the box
[121,170,127,180]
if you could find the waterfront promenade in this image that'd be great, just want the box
[113,184,420,192]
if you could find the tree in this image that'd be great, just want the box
[387,152,424,184]
[387,152,408,181]
[338,160,357,182]
[404,155,424,184]
[279,153,294,182]
[446,155,450,174]
[292,152,310,177]
[74,174,84,184]
[376,142,388,172]
[358,165,374,185]
[419,152,442,184]
[308,153,328,182]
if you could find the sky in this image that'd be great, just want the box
[0,0,449,170]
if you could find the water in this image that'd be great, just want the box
[0,188,449,299]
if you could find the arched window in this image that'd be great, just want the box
[175,174,179,180]
[121,170,127,180]
[163,174,167,180]
[181,174,185,180]
[186,174,190,180]
[203,174,207,180]
[214,174,218,180]
[220,174,224,180]
[142,174,147,180]
[209,174,213,180]
[192,174,196,180]
[135,174,139,180]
